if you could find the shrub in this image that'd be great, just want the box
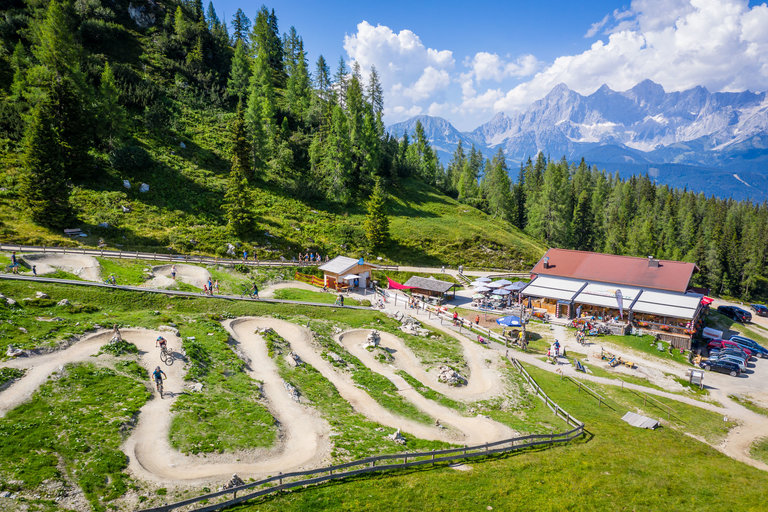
[0,368,25,388]
[99,340,139,356]
[109,145,153,175]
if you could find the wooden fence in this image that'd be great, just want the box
[293,272,325,288]
[138,355,583,512]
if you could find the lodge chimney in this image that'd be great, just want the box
[543,257,550,269]
[648,256,660,268]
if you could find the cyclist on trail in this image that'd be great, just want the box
[156,336,167,352]
[251,282,259,299]
[152,366,166,391]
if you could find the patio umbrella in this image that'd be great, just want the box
[472,293,485,299]
[342,274,360,281]
[475,277,492,283]
[487,281,506,288]
[506,281,528,291]
[496,315,523,327]
[492,288,511,295]
[470,280,489,287]
[492,279,513,286]
[473,286,492,292]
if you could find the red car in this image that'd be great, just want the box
[707,339,754,360]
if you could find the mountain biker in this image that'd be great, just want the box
[152,366,166,391]
[156,336,167,352]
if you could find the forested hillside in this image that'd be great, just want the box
[0,0,542,268]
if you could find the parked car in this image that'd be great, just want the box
[751,304,768,317]
[709,348,749,364]
[707,339,754,360]
[729,335,768,359]
[699,359,741,377]
[717,305,752,323]
[708,353,747,372]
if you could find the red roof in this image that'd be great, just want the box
[530,249,697,293]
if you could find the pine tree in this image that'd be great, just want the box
[446,140,466,195]
[224,107,254,235]
[252,6,285,89]
[227,40,251,100]
[457,146,482,202]
[314,55,331,101]
[365,180,390,250]
[571,190,594,250]
[334,57,348,106]
[231,103,252,181]
[231,8,251,45]
[367,65,384,117]
[483,148,512,219]
[205,2,220,31]
[97,61,126,149]
[285,41,311,120]
[20,100,71,228]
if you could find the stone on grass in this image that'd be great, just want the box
[35,291,49,299]
[388,428,406,445]
[226,243,236,256]
[123,180,131,189]
[6,298,16,307]
[364,330,380,349]
[57,299,70,306]
[139,183,149,193]
[286,352,303,368]
[6,345,24,358]
[284,381,301,402]
[327,351,344,363]
[437,365,467,386]
[221,473,244,491]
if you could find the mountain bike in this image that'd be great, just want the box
[155,378,164,398]
[160,345,174,365]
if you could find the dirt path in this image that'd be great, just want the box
[0,326,331,485]
[19,253,101,281]
[143,264,210,290]
[123,319,331,484]
[259,280,322,298]
[337,330,514,443]
[248,317,511,444]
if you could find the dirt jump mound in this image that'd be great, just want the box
[145,264,211,289]
[20,253,101,281]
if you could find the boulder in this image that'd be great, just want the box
[6,298,17,307]
[18,327,27,334]
[226,243,236,256]
[364,330,380,349]
[57,299,70,306]
[6,345,23,357]
[221,473,244,491]
[388,428,406,445]
[179,141,186,149]
[98,222,110,228]
[436,365,467,386]
[139,183,149,193]
[35,291,49,299]
[284,381,301,402]
[123,179,131,189]
[327,351,344,363]
[188,382,204,392]
[286,352,303,368]
[121,205,131,213]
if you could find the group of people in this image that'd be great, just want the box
[296,252,327,263]
[202,277,220,296]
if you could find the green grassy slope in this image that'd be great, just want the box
[0,105,544,269]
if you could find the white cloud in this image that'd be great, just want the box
[405,67,451,101]
[585,14,610,38]
[496,0,768,112]
[344,21,454,121]
[467,52,540,82]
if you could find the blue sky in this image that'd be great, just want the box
[211,0,768,130]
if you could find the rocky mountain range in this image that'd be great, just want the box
[388,80,768,201]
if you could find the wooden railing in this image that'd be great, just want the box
[293,272,325,288]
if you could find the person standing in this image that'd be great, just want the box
[171,265,177,280]
[32,265,37,276]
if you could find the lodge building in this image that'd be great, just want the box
[522,249,705,349]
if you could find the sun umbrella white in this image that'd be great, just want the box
[474,286,492,292]
[470,280,489,287]
[472,293,485,299]
[486,281,506,288]
[492,288,512,295]
[492,279,513,286]
[475,277,492,283]
[342,274,360,280]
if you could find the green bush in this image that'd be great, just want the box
[99,339,140,356]
[0,367,25,388]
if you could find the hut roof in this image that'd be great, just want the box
[403,276,456,293]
